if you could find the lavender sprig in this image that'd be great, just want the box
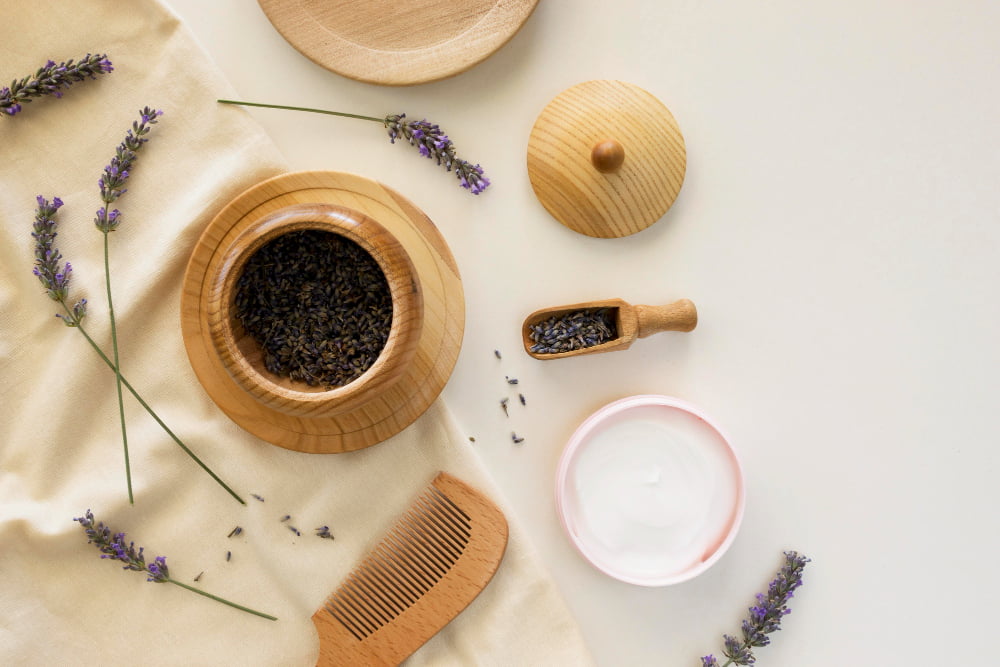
[216,99,490,195]
[701,551,810,667]
[31,197,245,505]
[2,54,113,117]
[74,510,277,621]
[93,106,162,504]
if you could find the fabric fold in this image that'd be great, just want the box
[0,1,592,665]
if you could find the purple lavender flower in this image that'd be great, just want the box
[701,551,809,666]
[215,100,491,196]
[31,195,87,325]
[74,510,166,581]
[73,510,276,620]
[1,54,113,117]
[94,107,162,231]
[385,114,491,194]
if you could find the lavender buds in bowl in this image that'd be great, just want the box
[206,203,424,420]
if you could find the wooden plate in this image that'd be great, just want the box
[257,0,540,86]
[180,171,465,453]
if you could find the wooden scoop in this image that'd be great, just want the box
[522,298,697,360]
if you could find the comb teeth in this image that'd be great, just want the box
[325,485,472,640]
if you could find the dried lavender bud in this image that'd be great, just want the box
[216,100,491,196]
[31,196,85,324]
[384,114,490,195]
[280,515,291,522]
[194,571,204,582]
[251,494,265,502]
[528,308,617,354]
[500,397,509,416]
[315,526,334,540]
[702,551,810,667]
[494,349,502,360]
[225,550,231,562]
[288,525,302,537]
[511,433,524,444]
[518,393,526,406]
[94,106,162,232]
[227,526,243,538]
[505,376,519,385]
[1,54,113,117]
[74,510,168,582]
[234,230,392,388]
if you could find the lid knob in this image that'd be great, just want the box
[591,139,625,173]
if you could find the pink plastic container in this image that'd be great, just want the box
[555,395,745,586]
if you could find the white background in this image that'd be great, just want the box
[162,1,1000,664]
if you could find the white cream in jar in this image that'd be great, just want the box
[557,396,744,586]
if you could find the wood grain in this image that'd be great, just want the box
[312,472,508,666]
[257,0,539,86]
[527,80,687,238]
[180,171,465,453]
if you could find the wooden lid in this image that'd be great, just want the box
[257,0,539,86]
[181,171,465,453]
[527,80,687,238]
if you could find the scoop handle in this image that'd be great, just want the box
[635,299,698,338]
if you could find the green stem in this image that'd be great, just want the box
[103,230,133,505]
[216,99,385,124]
[167,579,277,621]
[59,301,246,505]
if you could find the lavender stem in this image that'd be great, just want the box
[217,99,383,123]
[102,230,132,504]
[166,579,277,621]
[57,301,245,505]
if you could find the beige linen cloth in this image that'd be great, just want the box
[0,2,592,664]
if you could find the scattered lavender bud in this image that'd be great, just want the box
[280,515,291,522]
[2,53,113,117]
[315,526,335,540]
[225,551,231,562]
[519,393,526,406]
[227,526,242,538]
[500,397,509,417]
[494,349,502,360]
[505,376,519,385]
[288,525,302,537]
[193,571,204,582]
[251,494,265,502]
[74,509,276,620]
[511,433,524,444]
[701,551,810,666]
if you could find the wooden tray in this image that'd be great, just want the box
[257,0,539,86]
[180,171,465,453]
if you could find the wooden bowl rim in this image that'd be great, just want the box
[210,203,423,415]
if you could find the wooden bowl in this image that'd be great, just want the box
[181,171,465,453]
[206,203,423,418]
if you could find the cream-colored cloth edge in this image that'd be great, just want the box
[0,1,592,664]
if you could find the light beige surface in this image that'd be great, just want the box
[156,2,1000,665]
[0,2,591,665]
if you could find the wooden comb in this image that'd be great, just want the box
[312,472,509,666]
